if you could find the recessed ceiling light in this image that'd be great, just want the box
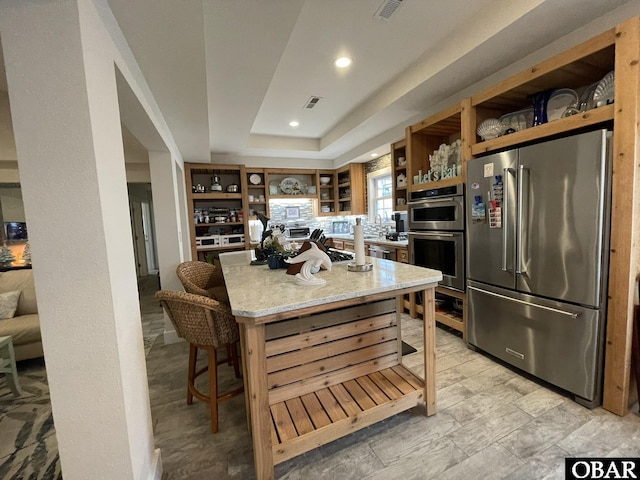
[334,56,352,68]
[289,121,299,127]
[371,153,378,157]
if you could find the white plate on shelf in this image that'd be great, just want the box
[546,88,578,121]
[249,173,262,185]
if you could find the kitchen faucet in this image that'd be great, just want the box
[375,214,384,236]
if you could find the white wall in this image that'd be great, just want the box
[0,0,188,478]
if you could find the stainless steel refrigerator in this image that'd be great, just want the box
[466,129,611,407]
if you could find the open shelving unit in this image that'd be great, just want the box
[391,138,408,211]
[245,168,268,219]
[185,163,248,261]
[336,163,365,215]
[317,170,337,215]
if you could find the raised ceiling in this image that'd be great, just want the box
[4,1,637,165]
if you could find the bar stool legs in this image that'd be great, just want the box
[186,342,243,433]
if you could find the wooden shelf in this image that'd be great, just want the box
[194,221,244,227]
[471,104,614,156]
[270,366,423,465]
[409,175,464,192]
[403,287,466,341]
[192,192,243,200]
[268,195,317,200]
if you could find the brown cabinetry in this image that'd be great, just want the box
[336,163,365,215]
[469,29,615,156]
[317,170,337,215]
[465,25,633,414]
[391,139,408,211]
[185,163,247,261]
[396,19,639,414]
[406,101,469,192]
[245,168,268,219]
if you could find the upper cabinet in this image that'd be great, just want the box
[317,170,337,215]
[245,168,268,219]
[391,139,408,211]
[470,29,615,156]
[406,101,469,191]
[336,163,365,215]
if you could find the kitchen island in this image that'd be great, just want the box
[219,250,442,480]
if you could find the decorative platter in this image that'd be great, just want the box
[499,108,533,132]
[279,177,307,195]
[249,173,262,185]
[546,88,578,122]
[593,71,614,108]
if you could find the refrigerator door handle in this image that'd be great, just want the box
[468,286,579,318]
[516,165,527,274]
[502,168,514,272]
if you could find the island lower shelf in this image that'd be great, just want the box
[256,297,430,467]
[270,365,424,464]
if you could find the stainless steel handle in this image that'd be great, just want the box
[407,232,455,237]
[515,165,526,274]
[409,197,455,204]
[469,286,578,318]
[501,168,513,272]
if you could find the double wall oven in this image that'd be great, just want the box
[408,184,465,292]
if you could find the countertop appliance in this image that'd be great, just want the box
[466,129,611,407]
[286,227,310,239]
[408,184,465,291]
[369,244,396,261]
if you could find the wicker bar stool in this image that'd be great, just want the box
[156,290,243,433]
[176,260,229,305]
[176,260,236,368]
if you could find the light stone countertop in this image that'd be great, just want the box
[219,250,441,319]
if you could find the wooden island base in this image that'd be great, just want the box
[237,291,436,480]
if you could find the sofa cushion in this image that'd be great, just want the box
[0,290,21,319]
[0,313,40,346]
[0,270,37,315]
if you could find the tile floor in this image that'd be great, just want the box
[149,297,640,479]
[1,277,639,479]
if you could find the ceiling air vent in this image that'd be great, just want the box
[374,0,403,20]
[304,96,322,109]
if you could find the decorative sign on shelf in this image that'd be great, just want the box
[414,139,462,184]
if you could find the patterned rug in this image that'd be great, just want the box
[0,334,159,480]
[0,358,60,480]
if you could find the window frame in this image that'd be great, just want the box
[367,167,393,223]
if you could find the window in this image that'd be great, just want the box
[368,168,393,222]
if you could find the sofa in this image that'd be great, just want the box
[0,269,42,361]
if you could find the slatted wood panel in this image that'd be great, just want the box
[270,366,424,464]
[266,310,399,404]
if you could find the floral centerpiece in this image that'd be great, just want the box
[263,237,295,269]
